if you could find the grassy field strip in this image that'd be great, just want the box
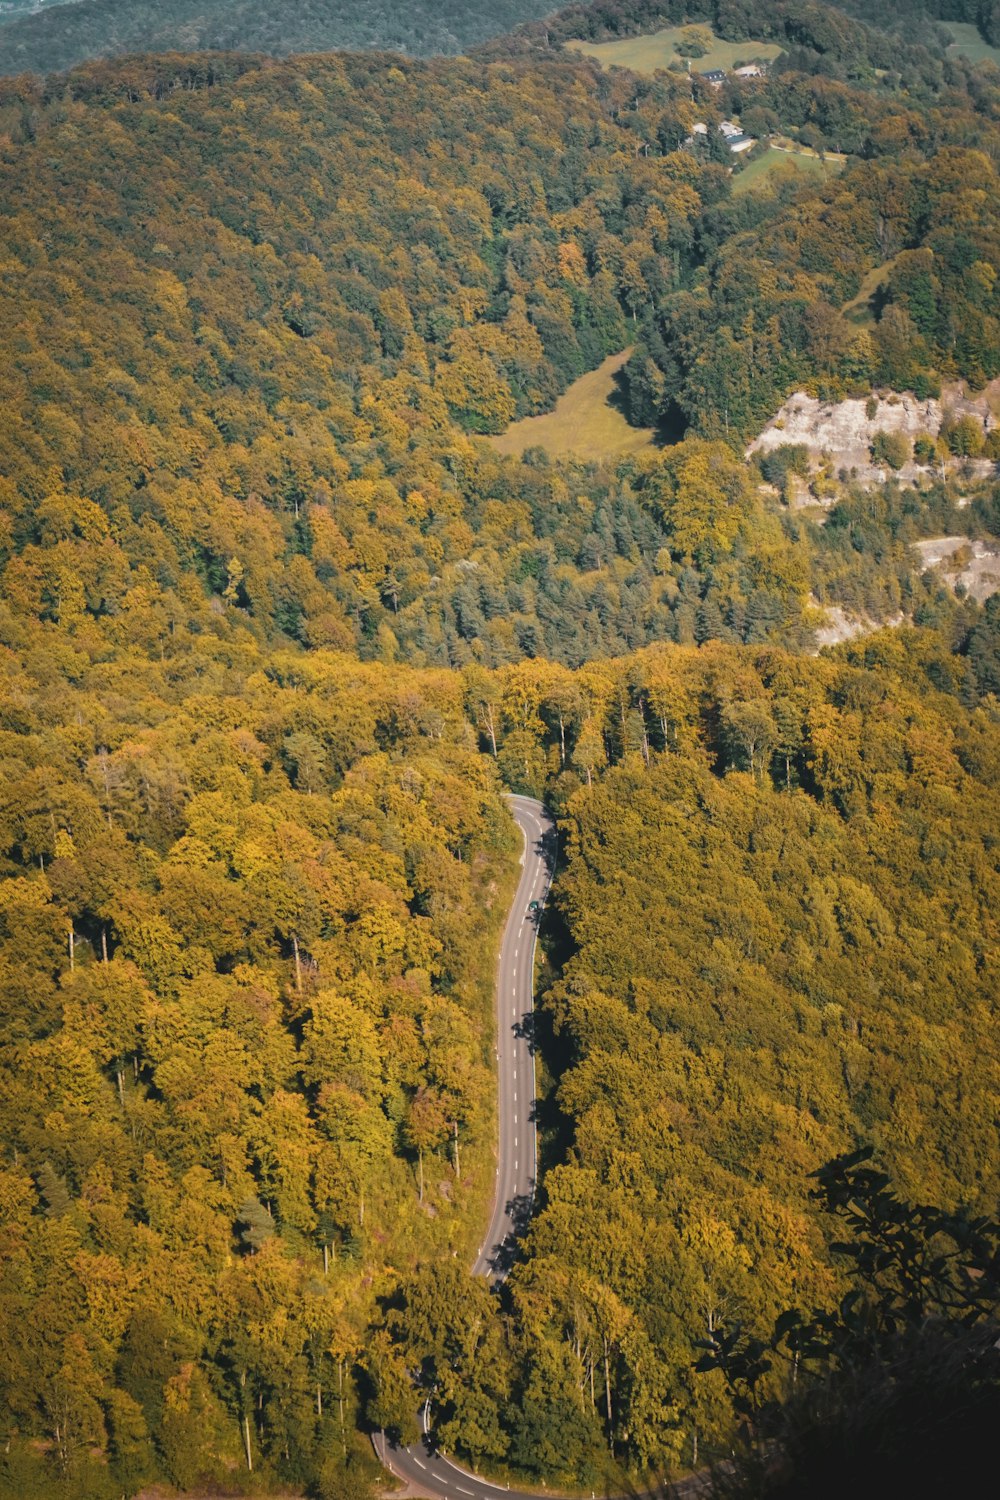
[733,145,842,194]
[842,255,900,327]
[945,21,1000,66]
[566,25,782,75]
[487,348,657,462]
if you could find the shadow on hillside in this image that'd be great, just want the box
[607,360,684,448]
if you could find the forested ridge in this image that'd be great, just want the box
[1,2,1000,1495]
[0,0,557,77]
[7,0,1000,80]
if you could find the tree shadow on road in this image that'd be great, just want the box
[513,1010,537,1052]
[486,1193,535,1278]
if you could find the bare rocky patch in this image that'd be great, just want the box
[810,602,904,651]
[748,381,1000,499]
[913,536,1000,601]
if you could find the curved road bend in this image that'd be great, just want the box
[377,793,555,1500]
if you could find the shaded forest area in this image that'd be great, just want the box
[0,0,557,77]
[6,0,1000,81]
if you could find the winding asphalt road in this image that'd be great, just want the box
[375,793,555,1500]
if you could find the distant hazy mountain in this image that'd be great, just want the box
[0,0,557,75]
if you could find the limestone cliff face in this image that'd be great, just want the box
[748,380,1000,492]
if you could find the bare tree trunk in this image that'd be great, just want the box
[418,1146,424,1203]
[240,1371,253,1473]
[483,703,498,757]
[292,933,302,994]
[323,1242,329,1276]
[338,1359,346,1455]
[68,927,75,972]
[558,713,566,765]
[316,1382,322,1418]
[603,1338,613,1432]
[101,927,108,963]
[452,1120,460,1180]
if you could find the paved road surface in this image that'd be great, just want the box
[377,794,555,1499]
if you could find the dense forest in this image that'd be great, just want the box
[499,4,1000,442]
[0,0,557,77]
[1,0,999,1495]
[391,635,1000,1482]
[3,37,1000,671]
[626,144,1000,441]
[3,604,1000,1494]
[0,633,522,1498]
[486,0,979,71]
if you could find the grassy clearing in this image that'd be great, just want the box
[566,24,782,76]
[945,21,1000,67]
[732,146,842,195]
[488,348,658,463]
[842,254,900,328]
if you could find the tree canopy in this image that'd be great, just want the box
[1,3,1000,1492]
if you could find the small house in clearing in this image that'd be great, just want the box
[720,120,755,152]
[683,120,756,153]
[698,69,727,87]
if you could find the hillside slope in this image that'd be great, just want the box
[0,0,556,76]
